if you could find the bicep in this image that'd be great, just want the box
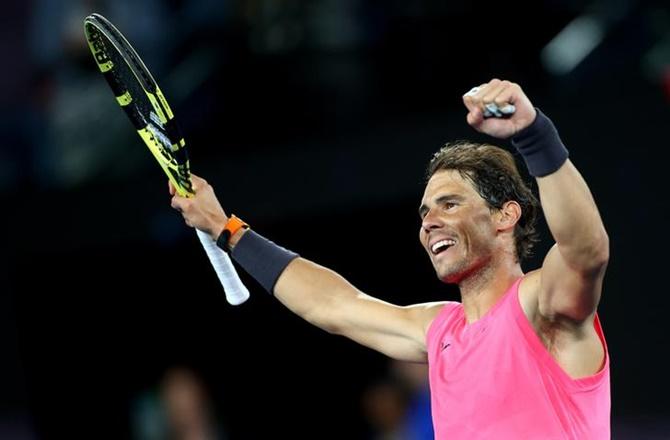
[328,294,444,362]
[274,258,443,362]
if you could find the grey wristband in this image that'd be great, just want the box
[229,230,299,294]
[511,108,569,177]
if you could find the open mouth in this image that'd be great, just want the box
[431,239,456,255]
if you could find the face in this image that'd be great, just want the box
[419,169,500,283]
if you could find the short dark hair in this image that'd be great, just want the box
[426,141,540,261]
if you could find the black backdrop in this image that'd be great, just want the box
[4,1,670,438]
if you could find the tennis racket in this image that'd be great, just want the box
[83,13,249,305]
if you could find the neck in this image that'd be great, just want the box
[457,255,523,324]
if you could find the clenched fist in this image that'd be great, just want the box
[462,79,537,139]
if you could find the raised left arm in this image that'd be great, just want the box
[464,79,609,322]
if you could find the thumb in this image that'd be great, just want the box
[168,180,176,196]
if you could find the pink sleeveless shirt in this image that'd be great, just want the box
[426,278,610,439]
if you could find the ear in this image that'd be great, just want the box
[495,201,522,232]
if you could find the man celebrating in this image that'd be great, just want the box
[171,79,610,439]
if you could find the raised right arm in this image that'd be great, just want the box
[170,175,443,363]
[272,257,443,362]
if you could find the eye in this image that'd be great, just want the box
[443,202,457,210]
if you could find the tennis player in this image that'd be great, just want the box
[171,79,610,439]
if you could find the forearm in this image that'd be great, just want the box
[510,111,609,272]
[273,258,362,333]
[174,178,429,360]
[228,228,358,332]
[537,162,609,272]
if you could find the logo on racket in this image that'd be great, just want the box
[85,26,112,69]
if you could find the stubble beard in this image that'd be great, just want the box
[435,247,491,285]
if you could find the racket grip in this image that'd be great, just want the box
[196,229,250,305]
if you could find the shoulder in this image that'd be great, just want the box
[518,270,606,378]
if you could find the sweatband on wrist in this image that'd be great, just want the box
[229,230,299,294]
[511,108,569,177]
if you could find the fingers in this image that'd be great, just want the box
[171,195,198,229]
[463,79,518,118]
[480,79,507,107]
[462,83,487,112]
[466,106,484,126]
[170,175,209,207]
[486,81,518,117]
[169,173,227,234]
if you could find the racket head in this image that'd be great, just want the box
[83,13,194,197]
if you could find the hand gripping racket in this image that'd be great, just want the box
[84,13,249,305]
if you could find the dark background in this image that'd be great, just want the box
[3,0,670,438]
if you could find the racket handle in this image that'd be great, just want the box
[196,229,250,305]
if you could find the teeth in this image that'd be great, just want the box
[431,239,456,254]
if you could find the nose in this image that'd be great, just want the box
[421,208,443,234]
